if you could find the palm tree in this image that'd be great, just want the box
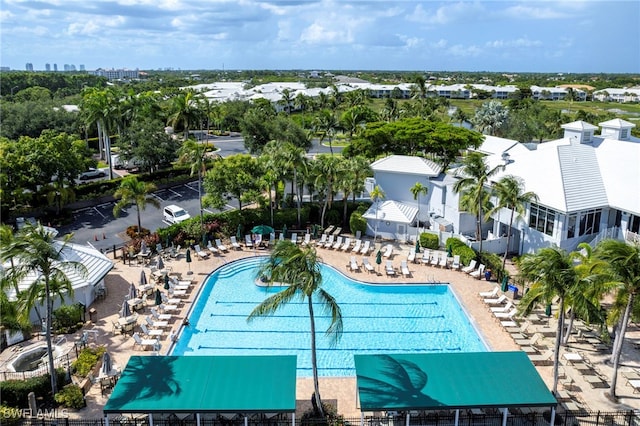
[178,138,208,227]
[1,223,86,395]
[593,240,640,401]
[410,182,428,237]
[315,155,343,228]
[370,185,385,242]
[81,87,117,178]
[113,176,160,232]
[490,175,538,269]
[453,152,503,252]
[472,100,510,136]
[278,89,294,114]
[167,89,202,140]
[248,241,342,418]
[314,110,339,155]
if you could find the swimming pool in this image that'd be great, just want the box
[171,257,487,376]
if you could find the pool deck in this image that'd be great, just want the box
[4,237,639,418]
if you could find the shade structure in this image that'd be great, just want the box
[139,270,147,286]
[120,300,132,318]
[128,283,137,300]
[157,255,164,270]
[101,352,113,376]
[164,274,170,290]
[415,240,421,254]
[251,225,275,235]
[154,289,162,306]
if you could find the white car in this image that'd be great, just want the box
[79,168,107,181]
[163,205,191,224]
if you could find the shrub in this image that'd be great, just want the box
[52,303,84,334]
[349,211,367,236]
[0,370,67,407]
[419,232,439,250]
[71,346,106,378]
[54,384,85,409]
[478,251,505,281]
[445,237,477,266]
[0,405,22,425]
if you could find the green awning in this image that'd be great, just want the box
[104,355,297,414]
[355,352,557,411]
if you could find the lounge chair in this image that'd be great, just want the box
[215,239,228,252]
[323,235,335,249]
[352,240,362,253]
[438,252,448,268]
[301,233,311,246]
[206,240,219,255]
[362,257,375,273]
[340,237,351,251]
[479,286,500,298]
[132,333,159,351]
[331,236,343,250]
[461,259,477,273]
[315,234,327,247]
[451,255,461,270]
[360,240,371,255]
[229,236,242,250]
[401,261,411,277]
[484,294,508,305]
[421,250,430,264]
[469,264,486,279]
[332,227,342,236]
[290,233,298,244]
[140,323,163,338]
[169,245,181,258]
[150,308,172,321]
[382,244,393,258]
[494,308,518,320]
[490,301,514,313]
[146,316,169,329]
[385,260,396,276]
[529,350,553,366]
[324,225,335,235]
[169,288,187,298]
[244,235,254,248]
[160,302,179,311]
[407,248,416,263]
[430,252,439,266]
[350,256,360,271]
[515,332,544,348]
[278,232,285,241]
[194,244,210,259]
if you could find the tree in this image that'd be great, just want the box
[123,117,179,173]
[314,155,343,228]
[81,87,116,176]
[248,241,342,418]
[203,154,262,210]
[178,138,209,227]
[370,185,385,242]
[113,176,160,232]
[1,223,86,395]
[410,182,428,236]
[472,100,509,136]
[593,240,640,401]
[314,110,339,155]
[240,108,273,154]
[453,152,503,252]
[278,88,294,114]
[167,89,202,140]
[490,176,538,269]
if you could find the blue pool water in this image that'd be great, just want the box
[171,257,487,376]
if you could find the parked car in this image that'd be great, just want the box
[79,168,107,180]
[163,205,191,224]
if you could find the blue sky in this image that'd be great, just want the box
[1,0,638,73]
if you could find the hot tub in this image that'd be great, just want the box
[7,343,64,373]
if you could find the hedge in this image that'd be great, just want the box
[0,370,67,407]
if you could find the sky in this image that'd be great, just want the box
[1,0,639,73]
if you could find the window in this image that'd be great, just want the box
[621,129,629,139]
[578,209,601,236]
[567,215,576,239]
[583,132,591,143]
[529,204,556,236]
[629,214,640,234]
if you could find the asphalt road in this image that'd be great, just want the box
[59,134,342,252]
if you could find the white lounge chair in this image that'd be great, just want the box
[421,250,430,264]
[301,233,311,246]
[470,264,486,279]
[437,252,447,268]
[350,256,360,271]
[229,236,242,250]
[132,333,158,351]
[407,248,416,263]
[279,232,285,241]
[479,286,499,298]
[194,244,210,259]
[150,308,172,321]
[332,236,343,250]
[360,240,371,255]
[430,252,439,266]
[490,301,514,313]
[382,244,393,258]
[244,235,254,248]
[352,240,362,253]
[451,255,461,270]
[140,323,163,338]
[206,240,219,255]
[385,260,396,276]
[362,257,375,273]
[215,239,228,252]
[484,294,508,305]
[289,233,297,244]
[146,316,169,328]
[315,234,327,247]
[324,235,335,248]
[169,245,181,258]
[494,308,518,320]
[461,259,477,273]
[340,237,351,251]
[401,260,410,277]
[169,288,187,298]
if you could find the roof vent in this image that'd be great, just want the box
[501,152,511,165]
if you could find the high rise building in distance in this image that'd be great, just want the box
[25,63,33,71]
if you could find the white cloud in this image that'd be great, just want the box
[503,5,569,19]
[485,37,542,49]
[407,2,484,25]
[300,22,352,45]
[447,44,482,57]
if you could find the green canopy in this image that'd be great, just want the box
[252,225,275,235]
[355,352,556,412]
[104,355,297,414]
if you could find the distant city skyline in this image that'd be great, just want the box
[1,0,639,73]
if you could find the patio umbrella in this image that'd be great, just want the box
[415,240,421,254]
[282,224,288,238]
[120,300,132,318]
[376,249,382,271]
[447,245,453,258]
[251,225,275,235]
[164,274,170,290]
[140,240,147,254]
[186,248,192,275]
[101,352,112,376]
[545,303,552,317]
[128,282,137,300]
[155,289,162,306]
[156,255,164,270]
[500,276,509,292]
[236,224,243,241]
[139,270,147,286]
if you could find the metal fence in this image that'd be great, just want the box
[8,411,639,426]
[0,353,72,382]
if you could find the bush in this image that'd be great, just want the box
[71,346,105,378]
[0,405,22,425]
[478,251,505,281]
[349,211,367,236]
[419,232,439,250]
[446,237,476,266]
[0,370,67,407]
[53,303,84,334]
[54,384,85,409]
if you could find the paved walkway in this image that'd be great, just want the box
[4,236,639,418]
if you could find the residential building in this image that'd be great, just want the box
[25,63,33,71]
[593,87,640,103]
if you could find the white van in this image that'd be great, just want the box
[163,205,191,224]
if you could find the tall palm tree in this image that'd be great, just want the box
[178,138,208,228]
[280,143,308,227]
[490,175,538,269]
[113,176,160,232]
[593,240,640,401]
[167,89,202,140]
[453,152,503,252]
[314,110,339,155]
[1,223,86,395]
[370,185,385,242]
[315,154,342,228]
[81,87,118,178]
[248,241,342,418]
[410,182,428,237]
